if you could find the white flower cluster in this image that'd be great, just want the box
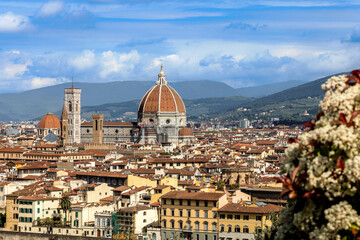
[320,75,360,128]
[278,74,360,239]
[309,201,360,240]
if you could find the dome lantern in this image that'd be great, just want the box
[156,64,167,85]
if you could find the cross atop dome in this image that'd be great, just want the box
[157,64,167,85]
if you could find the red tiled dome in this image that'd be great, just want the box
[138,83,186,113]
[38,113,61,129]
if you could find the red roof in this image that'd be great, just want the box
[219,203,283,213]
[138,83,185,113]
[38,113,60,129]
[161,191,225,200]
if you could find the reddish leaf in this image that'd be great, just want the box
[292,166,300,182]
[303,120,316,130]
[346,78,357,86]
[274,177,286,184]
[340,113,347,124]
[337,155,345,171]
[351,69,360,82]
[289,191,297,199]
[281,189,291,197]
[349,111,360,126]
[303,190,315,198]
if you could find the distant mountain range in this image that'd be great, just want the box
[76,72,346,122]
[0,79,306,121]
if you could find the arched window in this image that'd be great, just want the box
[204,222,208,231]
[187,221,191,230]
[235,225,240,232]
[195,221,199,231]
[243,225,249,233]
[227,224,232,232]
[102,219,105,226]
[107,219,110,227]
[76,104,78,112]
[178,220,183,229]
[163,220,167,228]
[256,226,262,233]
[69,101,72,112]
[152,233,156,240]
[212,223,217,232]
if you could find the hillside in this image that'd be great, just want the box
[0,79,304,121]
[214,72,348,121]
[246,73,346,106]
[0,80,237,121]
[70,73,339,122]
[235,80,306,97]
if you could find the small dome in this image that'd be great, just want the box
[178,127,193,136]
[38,113,61,129]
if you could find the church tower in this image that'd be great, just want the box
[61,103,69,145]
[92,114,104,144]
[64,85,81,144]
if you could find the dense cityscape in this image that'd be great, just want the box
[0,67,301,240]
[1,0,360,239]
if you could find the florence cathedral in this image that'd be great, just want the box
[37,66,195,146]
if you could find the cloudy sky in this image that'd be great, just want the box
[0,0,360,92]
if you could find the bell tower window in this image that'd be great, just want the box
[69,101,72,112]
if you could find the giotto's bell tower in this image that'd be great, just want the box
[64,85,81,144]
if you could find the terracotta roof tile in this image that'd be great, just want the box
[219,203,283,213]
[161,191,225,201]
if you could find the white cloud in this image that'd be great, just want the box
[150,54,184,68]
[100,50,140,78]
[0,56,32,80]
[3,63,30,79]
[0,12,32,32]
[69,50,95,70]
[28,77,67,89]
[38,1,64,17]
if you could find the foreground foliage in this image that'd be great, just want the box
[271,71,360,239]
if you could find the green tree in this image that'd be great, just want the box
[60,195,71,225]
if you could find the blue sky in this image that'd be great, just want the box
[0,0,360,92]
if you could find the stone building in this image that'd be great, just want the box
[81,119,140,144]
